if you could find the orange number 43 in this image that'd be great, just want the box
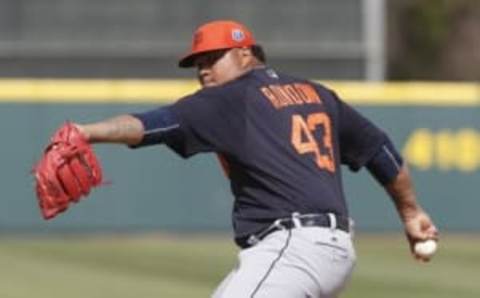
[291,112,335,172]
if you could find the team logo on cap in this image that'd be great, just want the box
[232,29,245,42]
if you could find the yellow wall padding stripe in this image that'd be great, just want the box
[323,81,480,106]
[0,79,200,104]
[0,79,478,106]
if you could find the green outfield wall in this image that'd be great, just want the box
[2,80,479,233]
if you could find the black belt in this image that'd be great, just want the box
[236,213,350,249]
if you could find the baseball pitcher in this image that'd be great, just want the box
[33,20,438,298]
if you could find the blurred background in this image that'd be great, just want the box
[0,0,479,297]
[0,0,477,80]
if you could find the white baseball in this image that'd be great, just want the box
[414,239,437,257]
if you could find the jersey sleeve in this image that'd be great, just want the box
[165,88,243,158]
[333,91,388,171]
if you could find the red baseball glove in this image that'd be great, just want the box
[33,122,103,220]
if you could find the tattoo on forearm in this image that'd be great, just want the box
[109,116,141,143]
[90,115,142,144]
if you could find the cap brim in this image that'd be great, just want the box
[178,47,237,68]
[178,53,197,68]
[179,50,216,68]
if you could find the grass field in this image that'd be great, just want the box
[0,233,478,298]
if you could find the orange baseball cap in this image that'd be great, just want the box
[178,20,256,68]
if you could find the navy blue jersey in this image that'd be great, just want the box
[134,67,387,239]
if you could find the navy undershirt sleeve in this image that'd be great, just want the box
[366,137,404,185]
[130,105,181,148]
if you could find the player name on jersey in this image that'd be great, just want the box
[260,83,322,109]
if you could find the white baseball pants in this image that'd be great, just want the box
[212,227,356,298]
